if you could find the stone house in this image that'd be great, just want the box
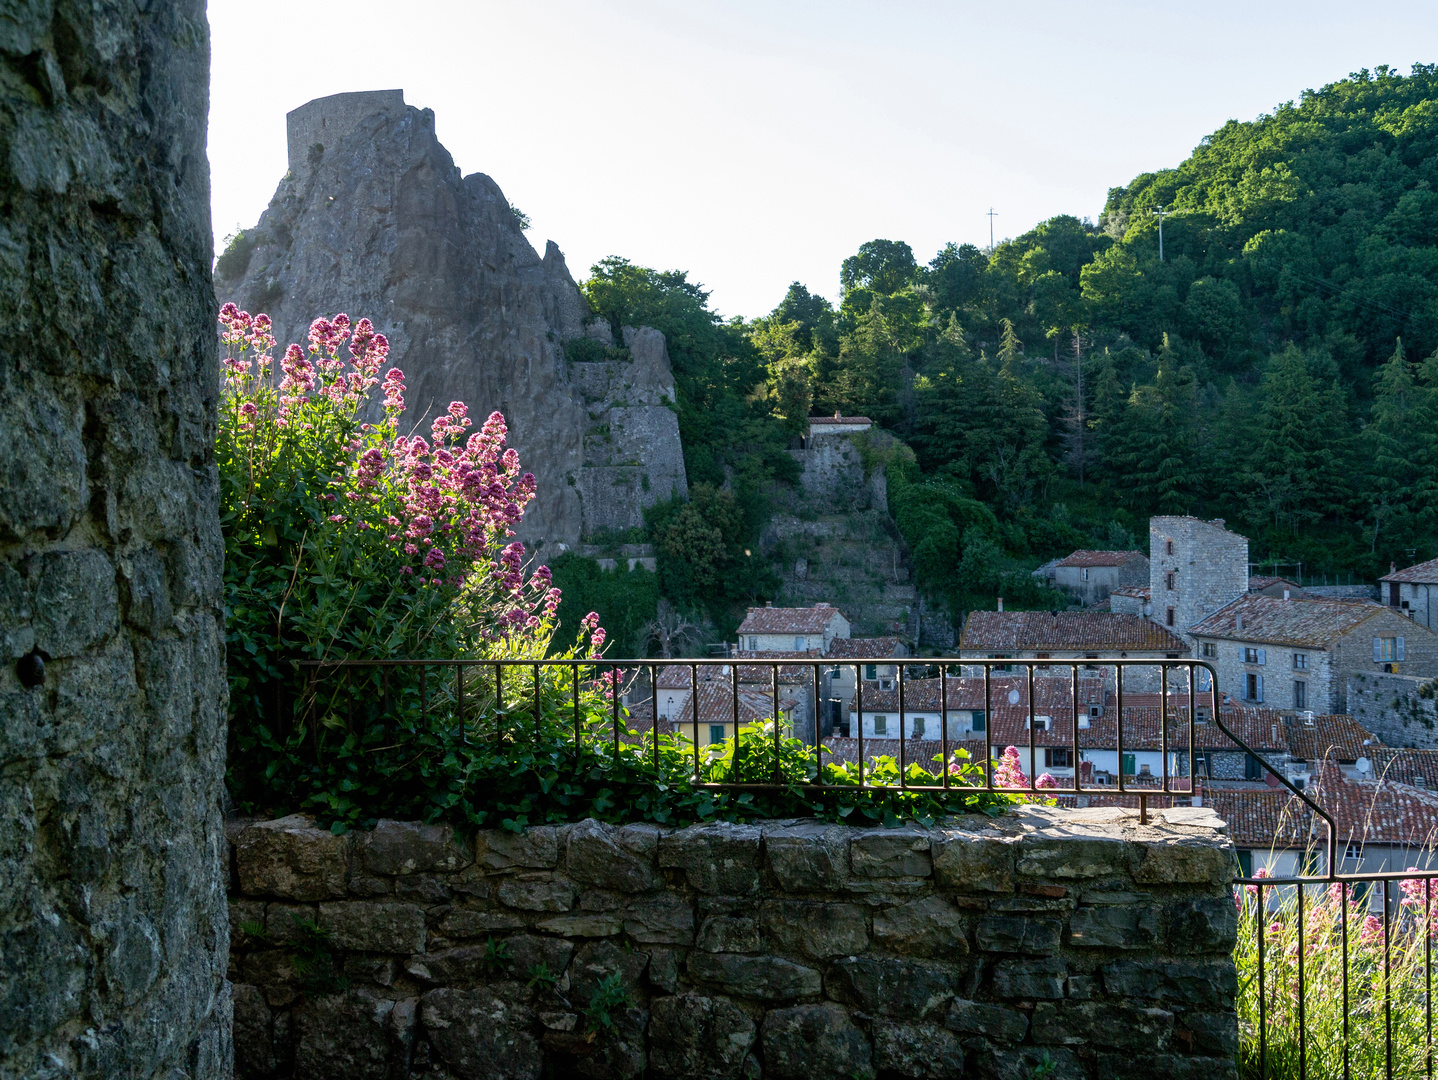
[1380,556,1438,629]
[822,636,909,725]
[737,602,851,653]
[1039,549,1149,607]
[1108,585,1151,617]
[1190,595,1438,714]
[650,666,799,748]
[958,611,1188,692]
[1148,516,1250,644]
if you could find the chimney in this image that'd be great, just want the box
[997,597,1004,612]
[834,409,841,419]
[1236,613,1243,632]
[765,601,773,608]
[1392,562,1398,575]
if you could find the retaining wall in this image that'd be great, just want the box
[227,807,1239,1080]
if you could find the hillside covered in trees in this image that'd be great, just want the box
[558,64,1438,649]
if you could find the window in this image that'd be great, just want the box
[1166,572,1176,590]
[709,725,726,744]
[970,710,986,733]
[865,664,877,680]
[1027,715,1052,731]
[1122,753,1137,775]
[1166,539,1174,555]
[913,717,926,739]
[1088,705,1104,718]
[1201,642,1217,658]
[1166,607,1176,626]
[747,637,757,650]
[1346,840,1363,861]
[794,637,804,651]
[1045,748,1073,768]
[1081,567,1090,581]
[874,714,888,735]
[1293,681,1307,710]
[1293,653,1307,670]
[1194,753,1210,778]
[1374,637,1405,662]
[1245,754,1265,780]
[1244,647,1266,665]
[1245,672,1264,702]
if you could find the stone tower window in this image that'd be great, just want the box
[1166,572,1176,590]
[1166,539,1174,555]
[1166,607,1175,626]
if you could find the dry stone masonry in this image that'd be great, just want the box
[0,0,230,1076]
[228,808,1239,1080]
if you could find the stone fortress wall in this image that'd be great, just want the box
[227,808,1239,1080]
[0,0,231,1075]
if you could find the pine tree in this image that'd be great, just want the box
[1365,338,1418,551]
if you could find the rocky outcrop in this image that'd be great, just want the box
[226,807,1239,1079]
[0,1,230,1076]
[215,90,686,548]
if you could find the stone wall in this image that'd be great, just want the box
[0,1,230,1076]
[1349,672,1438,749]
[227,808,1239,1080]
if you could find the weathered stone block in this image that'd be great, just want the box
[968,1045,1086,1080]
[1102,959,1237,1005]
[932,831,1017,892]
[1016,829,1130,880]
[477,825,560,870]
[1069,903,1162,949]
[343,954,396,987]
[624,896,695,945]
[292,989,415,1080]
[647,948,681,993]
[944,998,1029,1043]
[760,900,869,959]
[1135,834,1237,884]
[422,988,541,1080]
[976,915,1062,955]
[850,828,932,878]
[232,983,274,1080]
[760,1002,872,1079]
[992,957,1067,999]
[1095,1054,1238,1080]
[1175,1010,1240,1057]
[874,896,969,958]
[436,908,526,937]
[237,816,349,901]
[1031,1000,1173,1050]
[535,911,623,937]
[827,956,964,1017]
[571,939,650,1005]
[318,901,426,954]
[763,822,849,891]
[872,1021,964,1079]
[688,953,822,1000]
[659,822,762,895]
[229,900,267,950]
[565,819,655,892]
[695,916,761,953]
[648,993,756,1079]
[361,819,471,876]
[497,876,578,912]
[1166,896,1238,953]
[406,937,572,988]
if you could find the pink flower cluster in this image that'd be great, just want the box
[993,746,1030,789]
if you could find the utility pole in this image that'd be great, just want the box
[1152,205,1167,261]
[987,207,997,254]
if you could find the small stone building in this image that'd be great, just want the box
[1379,556,1438,629]
[1149,516,1250,645]
[737,602,851,653]
[1190,596,1438,714]
[1043,550,1149,607]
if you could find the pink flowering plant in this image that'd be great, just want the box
[1233,852,1438,1078]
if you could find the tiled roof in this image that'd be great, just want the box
[1249,576,1302,592]
[960,611,1187,652]
[1110,586,1151,600]
[1284,715,1383,763]
[1189,596,1386,648]
[809,415,872,425]
[1054,550,1145,568]
[654,683,798,727]
[737,603,846,635]
[1369,748,1438,789]
[655,658,816,689]
[826,637,905,659]
[1381,557,1438,584]
[1208,762,1438,849]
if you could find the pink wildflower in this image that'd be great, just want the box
[1361,915,1384,944]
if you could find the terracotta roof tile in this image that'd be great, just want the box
[1190,596,1387,648]
[737,604,847,636]
[809,415,872,425]
[1284,714,1384,763]
[826,637,905,659]
[1381,557,1438,584]
[960,611,1187,652]
[1110,586,1151,600]
[1054,550,1145,568]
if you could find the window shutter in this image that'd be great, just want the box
[1374,637,1382,662]
[1257,674,1264,702]
[1257,649,1266,666]
[1398,637,1407,661]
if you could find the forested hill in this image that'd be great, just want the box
[563,65,1438,647]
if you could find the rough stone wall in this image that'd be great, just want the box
[1349,672,1438,749]
[0,2,230,1076]
[227,808,1239,1080]
[1149,518,1248,646]
[214,90,686,549]
[789,432,888,515]
[1198,638,1337,713]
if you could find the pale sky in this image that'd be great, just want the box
[209,0,1438,320]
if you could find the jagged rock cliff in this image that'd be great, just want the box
[215,90,686,548]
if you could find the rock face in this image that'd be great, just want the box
[215,90,686,548]
[0,1,230,1076]
[227,806,1240,1079]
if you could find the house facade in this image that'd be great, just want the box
[1046,549,1149,607]
[1380,556,1438,629]
[958,610,1188,692]
[1148,516,1250,643]
[736,602,850,653]
[1190,595,1438,714]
